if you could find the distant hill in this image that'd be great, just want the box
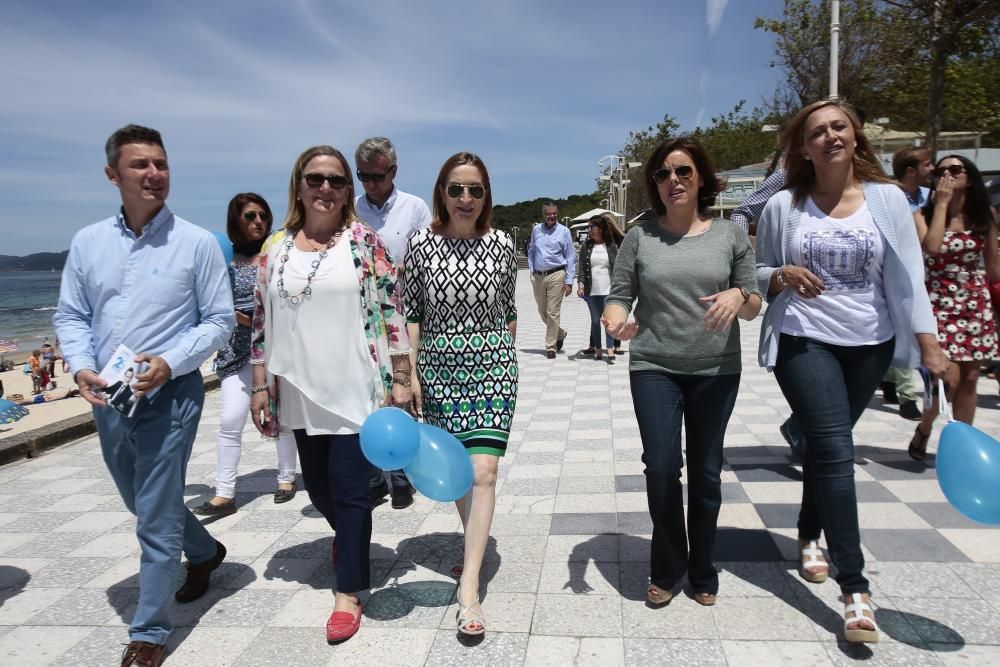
[492,193,604,246]
[0,251,68,272]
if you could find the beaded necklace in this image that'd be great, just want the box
[276,228,344,304]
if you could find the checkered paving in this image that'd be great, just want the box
[0,268,999,665]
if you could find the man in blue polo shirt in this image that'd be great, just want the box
[528,203,576,358]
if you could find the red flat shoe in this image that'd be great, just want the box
[326,602,362,643]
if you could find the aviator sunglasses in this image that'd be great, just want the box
[303,173,349,189]
[652,165,695,183]
[933,164,965,178]
[446,183,486,199]
[243,211,269,223]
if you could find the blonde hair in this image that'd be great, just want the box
[283,145,358,232]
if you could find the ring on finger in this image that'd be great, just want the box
[798,285,806,294]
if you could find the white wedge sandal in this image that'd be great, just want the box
[843,593,880,644]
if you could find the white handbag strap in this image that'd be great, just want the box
[938,378,954,422]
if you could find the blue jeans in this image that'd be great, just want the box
[294,431,372,592]
[93,372,217,645]
[630,370,740,594]
[585,295,613,349]
[773,334,894,595]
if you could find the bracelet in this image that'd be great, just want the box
[250,385,269,394]
[775,266,787,288]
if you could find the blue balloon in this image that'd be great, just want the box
[360,407,420,471]
[937,420,1000,525]
[403,424,473,502]
[211,231,234,265]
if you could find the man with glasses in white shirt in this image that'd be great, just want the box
[354,136,431,510]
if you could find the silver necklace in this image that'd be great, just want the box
[276,229,344,304]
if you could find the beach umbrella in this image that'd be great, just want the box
[0,398,29,424]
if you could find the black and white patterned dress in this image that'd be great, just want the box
[404,228,518,456]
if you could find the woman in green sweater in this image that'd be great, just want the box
[603,136,762,607]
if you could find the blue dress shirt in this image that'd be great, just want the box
[528,222,577,283]
[54,206,235,379]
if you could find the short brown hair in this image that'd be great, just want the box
[283,146,357,233]
[105,124,164,168]
[892,146,932,181]
[226,193,273,243]
[643,136,726,215]
[431,152,493,232]
[780,98,889,201]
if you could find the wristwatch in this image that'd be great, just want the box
[738,286,752,303]
[775,266,787,288]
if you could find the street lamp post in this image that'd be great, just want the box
[598,155,642,224]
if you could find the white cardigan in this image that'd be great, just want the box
[755,182,937,370]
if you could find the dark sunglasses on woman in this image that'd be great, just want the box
[446,183,486,199]
[933,165,965,178]
[303,173,349,189]
[653,165,694,183]
[243,211,269,222]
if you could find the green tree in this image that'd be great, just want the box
[608,114,680,220]
[691,101,783,171]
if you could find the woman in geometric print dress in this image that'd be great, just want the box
[404,152,517,638]
[909,154,999,460]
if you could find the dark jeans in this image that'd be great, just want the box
[773,334,894,595]
[630,370,740,594]
[585,295,614,349]
[294,431,372,592]
[370,467,410,490]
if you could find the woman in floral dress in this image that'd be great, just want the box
[909,154,999,460]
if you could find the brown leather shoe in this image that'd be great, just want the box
[175,540,226,603]
[121,641,165,667]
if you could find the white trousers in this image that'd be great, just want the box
[215,363,297,498]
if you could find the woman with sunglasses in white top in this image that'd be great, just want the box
[194,193,298,518]
[908,154,999,460]
[404,152,518,637]
[250,146,412,643]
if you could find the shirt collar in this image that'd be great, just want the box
[904,186,928,208]
[115,204,172,240]
[365,187,398,213]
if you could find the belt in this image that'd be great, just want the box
[534,266,566,276]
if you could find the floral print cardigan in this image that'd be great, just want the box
[251,221,410,412]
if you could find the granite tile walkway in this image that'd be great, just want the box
[1,269,999,665]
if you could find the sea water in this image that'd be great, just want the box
[0,271,62,353]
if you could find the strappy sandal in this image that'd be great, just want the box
[799,539,828,583]
[456,591,486,636]
[594,349,603,360]
[646,583,672,606]
[843,593,879,644]
[908,425,931,461]
[693,592,717,606]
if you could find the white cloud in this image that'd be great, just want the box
[706,0,729,36]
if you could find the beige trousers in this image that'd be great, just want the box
[531,270,567,351]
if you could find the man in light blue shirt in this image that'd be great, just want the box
[353,137,431,509]
[528,203,576,358]
[54,124,234,666]
[354,137,431,264]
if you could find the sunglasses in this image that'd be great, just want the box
[357,169,393,183]
[303,173,349,189]
[653,165,695,183]
[243,211,269,223]
[933,165,965,178]
[446,183,486,200]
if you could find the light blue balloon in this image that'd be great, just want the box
[937,420,1000,525]
[403,424,473,503]
[360,407,420,471]
[211,231,234,265]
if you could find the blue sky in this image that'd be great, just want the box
[1,0,784,254]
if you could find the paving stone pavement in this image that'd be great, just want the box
[1,268,999,665]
